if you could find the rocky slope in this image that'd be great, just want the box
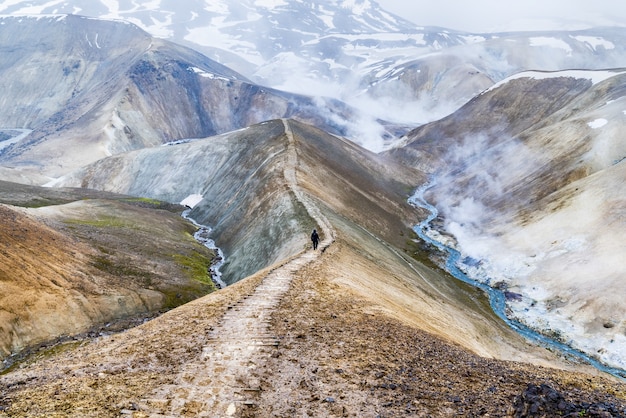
[5,2,626,147]
[1,4,626,415]
[51,119,422,284]
[2,241,626,417]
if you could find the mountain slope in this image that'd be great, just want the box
[52,119,422,284]
[0,0,419,67]
[2,120,625,416]
[4,3,626,151]
[365,28,626,121]
[0,15,369,179]
[49,118,602,365]
[1,3,626,414]
[0,181,216,365]
[386,69,626,370]
[0,0,626,152]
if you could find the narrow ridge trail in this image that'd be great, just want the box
[137,119,334,417]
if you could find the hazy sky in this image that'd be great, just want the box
[377,0,626,32]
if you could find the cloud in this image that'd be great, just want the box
[376,0,626,32]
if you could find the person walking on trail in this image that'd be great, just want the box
[311,229,320,250]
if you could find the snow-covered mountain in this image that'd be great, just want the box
[5,0,626,151]
[0,15,377,178]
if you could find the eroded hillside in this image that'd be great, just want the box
[0,15,368,180]
[386,69,626,372]
[2,145,626,415]
[0,182,216,367]
[2,9,626,415]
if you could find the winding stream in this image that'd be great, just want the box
[182,209,226,289]
[409,182,626,380]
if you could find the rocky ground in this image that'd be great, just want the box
[1,234,626,417]
[252,241,626,417]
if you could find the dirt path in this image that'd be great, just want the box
[134,119,333,417]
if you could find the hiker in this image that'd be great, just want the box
[311,229,320,250]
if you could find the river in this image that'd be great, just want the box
[409,181,626,380]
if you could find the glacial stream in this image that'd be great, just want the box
[182,209,226,289]
[409,182,626,380]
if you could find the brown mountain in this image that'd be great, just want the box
[2,119,625,416]
[1,14,626,418]
[0,181,216,367]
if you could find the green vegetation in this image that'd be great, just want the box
[21,197,73,208]
[65,216,136,229]
[120,197,181,211]
[160,282,214,309]
[1,340,84,376]
[403,228,441,270]
[172,250,214,285]
[121,196,162,205]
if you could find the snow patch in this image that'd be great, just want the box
[0,13,68,21]
[188,66,233,81]
[529,37,573,55]
[181,194,203,208]
[341,0,371,15]
[318,12,335,30]
[185,20,264,66]
[587,118,608,129]
[572,35,615,50]
[460,35,486,44]
[254,0,288,8]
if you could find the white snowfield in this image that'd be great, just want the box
[587,118,608,129]
[529,37,573,55]
[486,69,626,94]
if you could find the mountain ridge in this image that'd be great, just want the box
[5,117,626,416]
[2,3,626,415]
[6,2,626,148]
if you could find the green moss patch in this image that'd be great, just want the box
[403,229,442,269]
[172,250,214,285]
[65,215,135,229]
